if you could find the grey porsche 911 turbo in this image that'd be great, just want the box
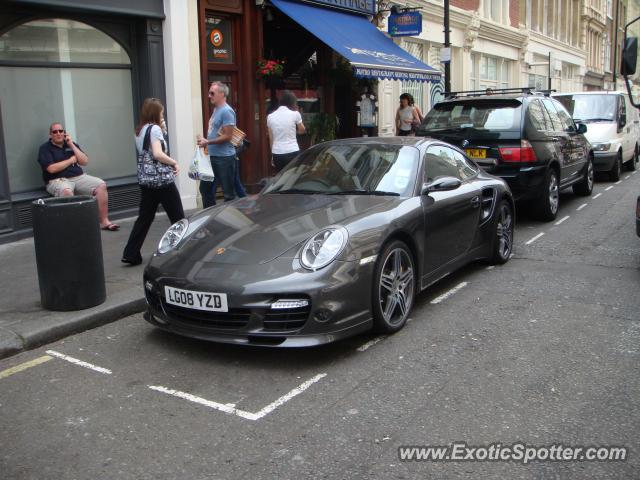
[143,137,514,347]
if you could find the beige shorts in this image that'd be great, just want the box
[46,174,105,197]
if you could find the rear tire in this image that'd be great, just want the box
[488,199,514,265]
[534,168,559,221]
[573,154,594,196]
[372,240,415,334]
[610,152,622,181]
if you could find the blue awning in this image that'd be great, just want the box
[270,0,442,83]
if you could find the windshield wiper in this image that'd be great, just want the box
[329,189,400,196]
[270,188,323,194]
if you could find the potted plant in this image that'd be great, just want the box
[257,58,285,89]
[306,112,340,145]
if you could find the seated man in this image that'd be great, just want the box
[38,122,118,231]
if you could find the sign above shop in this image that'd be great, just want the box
[298,0,376,16]
[205,16,233,64]
[388,11,422,36]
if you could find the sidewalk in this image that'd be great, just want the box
[0,213,179,359]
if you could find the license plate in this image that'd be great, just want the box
[465,148,487,159]
[164,286,228,312]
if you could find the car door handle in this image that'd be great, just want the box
[470,196,480,208]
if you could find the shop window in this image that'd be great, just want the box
[0,19,134,193]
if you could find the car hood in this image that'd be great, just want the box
[581,122,618,144]
[173,193,397,265]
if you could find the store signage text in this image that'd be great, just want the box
[206,16,232,64]
[300,0,376,16]
[354,66,441,83]
[388,11,422,37]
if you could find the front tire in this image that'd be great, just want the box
[626,145,639,172]
[573,154,594,196]
[489,199,514,264]
[372,240,415,334]
[534,168,559,221]
[610,152,622,181]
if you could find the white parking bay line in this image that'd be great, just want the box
[357,336,387,352]
[592,193,602,199]
[615,180,622,185]
[149,373,327,421]
[430,282,468,305]
[45,350,112,375]
[576,204,587,211]
[605,186,613,191]
[625,175,631,180]
[632,171,638,175]
[525,233,545,245]
[555,215,570,225]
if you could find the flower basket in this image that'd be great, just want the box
[257,59,284,82]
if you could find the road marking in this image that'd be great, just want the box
[605,186,613,191]
[485,265,495,270]
[0,355,52,379]
[525,233,545,245]
[430,282,468,304]
[624,175,630,180]
[45,350,112,375]
[576,204,587,211]
[592,193,602,199]
[615,180,621,185]
[149,373,327,421]
[357,336,387,352]
[632,171,637,175]
[555,215,570,225]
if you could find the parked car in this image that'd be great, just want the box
[637,195,640,237]
[417,88,594,221]
[553,91,639,180]
[143,137,514,347]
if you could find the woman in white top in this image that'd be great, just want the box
[395,93,422,136]
[267,90,306,172]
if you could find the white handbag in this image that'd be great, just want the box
[188,146,215,181]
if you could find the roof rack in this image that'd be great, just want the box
[444,87,557,99]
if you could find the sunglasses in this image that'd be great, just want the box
[51,129,65,134]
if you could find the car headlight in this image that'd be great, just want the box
[300,227,348,270]
[158,219,189,254]
[592,142,612,152]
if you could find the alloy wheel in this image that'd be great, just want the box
[378,248,414,327]
[496,203,513,260]
[548,172,559,215]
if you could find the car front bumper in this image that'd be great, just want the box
[593,151,618,171]
[142,256,375,347]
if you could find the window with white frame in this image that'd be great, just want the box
[470,53,511,90]
[482,0,509,24]
[401,41,427,113]
[604,34,611,72]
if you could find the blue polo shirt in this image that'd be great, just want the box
[37,140,84,184]
[206,103,236,157]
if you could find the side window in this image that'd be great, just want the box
[527,100,548,132]
[619,95,626,122]
[541,99,564,131]
[425,145,473,182]
[552,101,576,132]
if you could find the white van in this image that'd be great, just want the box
[553,91,639,180]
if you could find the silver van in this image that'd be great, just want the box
[553,91,639,180]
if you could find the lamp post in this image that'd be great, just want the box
[444,0,451,93]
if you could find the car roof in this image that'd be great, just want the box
[553,91,626,96]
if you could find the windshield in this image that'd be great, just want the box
[419,99,521,132]
[554,94,617,122]
[264,144,420,197]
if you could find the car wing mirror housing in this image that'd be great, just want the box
[422,176,462,194]
[621,37,638,76]
[576,122,587,134]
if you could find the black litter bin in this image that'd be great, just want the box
[32,195,106,311]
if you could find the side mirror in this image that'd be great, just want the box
[621,37,638,76]
[576,123,587,134]
[422,176,462,194]
[619,114,627,129]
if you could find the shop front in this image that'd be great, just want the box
[197,0,440,190]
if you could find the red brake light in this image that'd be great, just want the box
[499,140,537,162]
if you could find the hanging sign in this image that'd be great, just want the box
[388,11,422,37]
[206,16,233,64]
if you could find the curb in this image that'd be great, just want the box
[0,298,146,360]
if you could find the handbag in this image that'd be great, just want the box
[137,124,175,188]
[188,146,215,181]
[229,126,247,148]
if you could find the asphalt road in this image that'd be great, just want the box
[1,171,639,480]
